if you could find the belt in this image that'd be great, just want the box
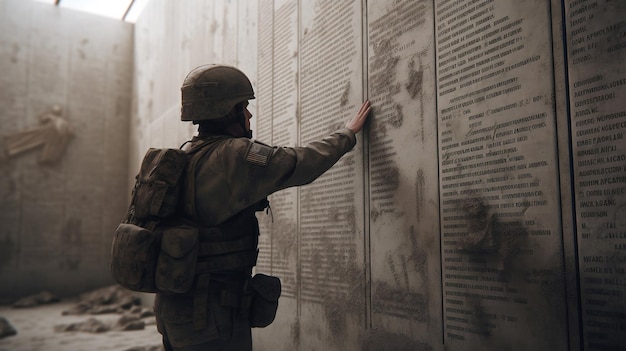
[192,274,251,330]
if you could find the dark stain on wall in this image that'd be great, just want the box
[415,169,425,219]
[381,165,401,191]
[456,197,527,273]
[409,52,429,143]
[370,38,401,97]
[308,233,364,344]
[405,60,423,100]
[449,196,571,345]
[372,279,428,321]
[372,117,388,139]
[273,220,297,260]
[466,297,495,338]
[290,319,300,349]
[409,225,428,278]
[323,299,347,341]
[322,261,365,345]
[340,81,351,106]
[369,162,401,223]
[329,205,357,236]
[370,205,381,223]
[372,226,429,321]
[388,104,404,128]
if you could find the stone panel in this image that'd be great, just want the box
[366,0,441,347]
[268,0,299,301]
[297,0,367,349]
[435,0,568,348]
[565,1,626,349]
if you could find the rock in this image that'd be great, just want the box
[0,316,17,339]
[89,305,119,315]
[118,294,142,310]
[12,291,60,308]
[115,313,145,331]
[62,302,92,315]
[118,320,145,331]
[128,306,154,318]
[62,285,143,315]
[54,285,155,335]
[139,308,155,318]
[54,318,111,333]
[79,318,111,333]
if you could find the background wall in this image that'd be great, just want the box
[129,0,257,166]
[0,0,133,300]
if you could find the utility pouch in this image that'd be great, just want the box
[133,148,187,219]
[110,223,160,293]
[249,274,281,328]
[155,224,200,294]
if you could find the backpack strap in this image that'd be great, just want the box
[182,139,214,222]
[180,138,217,330]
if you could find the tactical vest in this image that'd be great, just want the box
[175,137,262,330]
[112,137,261,296]
[180,137,261,278]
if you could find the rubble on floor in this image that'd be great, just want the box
[0,316,17,339]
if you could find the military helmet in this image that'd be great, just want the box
[181,64,255,122]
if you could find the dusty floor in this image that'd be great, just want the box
[0,300,163,351]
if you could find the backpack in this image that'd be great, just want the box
[111,139,271,300]
[111,141,281,329]
[111,145,201,293]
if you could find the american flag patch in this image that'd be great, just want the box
[245,142,273,166]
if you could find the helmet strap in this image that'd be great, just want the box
[238,108,253,139]
[197,103,251,138]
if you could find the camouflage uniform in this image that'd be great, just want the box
[155,127,357,350]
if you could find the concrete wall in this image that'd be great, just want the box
[130,0,257,164]
[0,0,133,300]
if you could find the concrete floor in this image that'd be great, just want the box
[0,300,162,351]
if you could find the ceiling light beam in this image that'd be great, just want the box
[122,0,135,21]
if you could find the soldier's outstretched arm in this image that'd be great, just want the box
[246,100,372,191]
[194,101,372,224]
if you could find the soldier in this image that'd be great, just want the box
[154,64,371,351]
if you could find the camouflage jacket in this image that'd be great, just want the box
[183,127,356,227]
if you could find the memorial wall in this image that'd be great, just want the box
[7,0,623,348]
[251,0,625,350]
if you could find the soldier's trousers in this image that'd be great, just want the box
[155,280,252,351]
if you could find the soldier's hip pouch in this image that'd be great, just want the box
[155,224,199,294]
[248,273,281,328]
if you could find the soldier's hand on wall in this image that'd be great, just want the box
[345,100,371,133]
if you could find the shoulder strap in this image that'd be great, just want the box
[182,140,214,222]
